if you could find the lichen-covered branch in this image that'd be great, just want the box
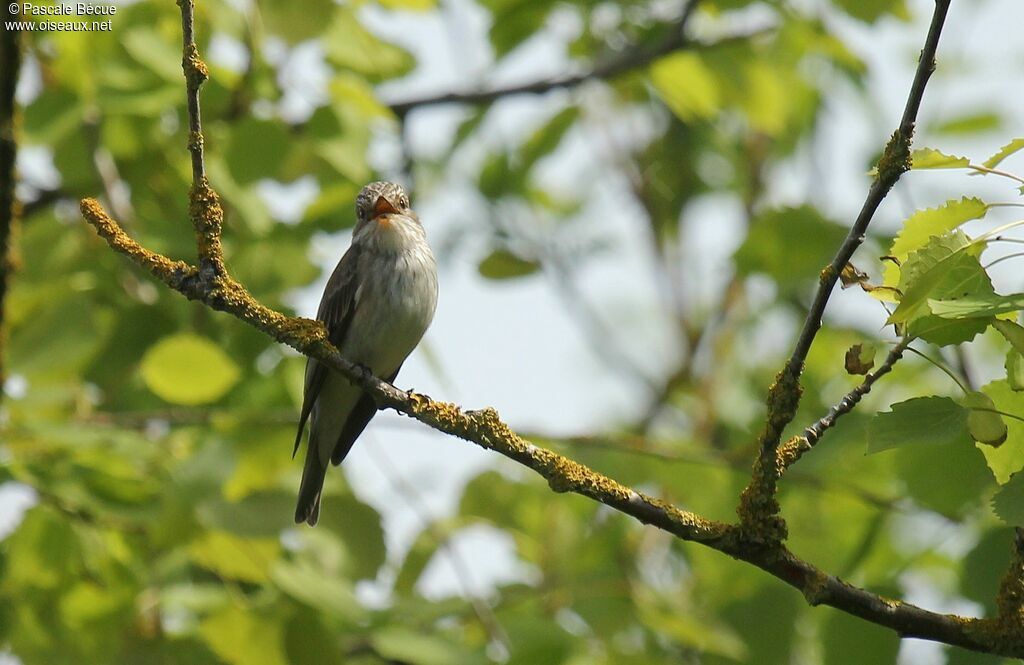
[177,0,225,279]
[81,196,730,548]
[0,3,24,402]
[738,0,952,540]
[75,0,1024,657]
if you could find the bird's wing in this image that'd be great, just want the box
[330,364,401,466]
[292,244,363,457]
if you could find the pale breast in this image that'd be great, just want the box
[343,245,438,376]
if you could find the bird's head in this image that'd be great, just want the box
[355,181,414,227]
[353,181,425,251]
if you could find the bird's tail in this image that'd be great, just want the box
[295,443,327,526]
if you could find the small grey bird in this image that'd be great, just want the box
[293,181,438,526]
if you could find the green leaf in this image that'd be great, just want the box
[994,319,1024,354]
[734,205,847,289]
[929,293,1024,319]
[961,527,1015,616]
[882,197,989,288]
[866,396,970,454]
[198,606,288,665]
[478,249,541,280]
[376,0,437,10]
[888,231,993,325]
[369,626,471,665]
[487,0,550,58]
[650,52,722,122]
[962,391,1008,447]
[834,0,909,22]
[225,118,292,186]
[270,559,363,622]
[906,315,989,347]
[519,107,578,171]
[189,531,280,583]
[821,607,900,665]
[977,381,1024,483]
[1008,351,1024,391]
[197,490,295,537]
[911,148,970,170]
[983,138,1024,169]
[140,333,241,405]
[315,493,388,580]
[931,112,1002,136]
[257,0,338,44]
[993,471,1024,525]
[323,8,414,81]
[121,28,182,82]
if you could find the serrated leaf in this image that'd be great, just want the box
[883,197,989,288]
[911,148,970,170]
[992,471,1024,525]
[866,396,970,453]
[140,334,240,406]
[888,231,994,325]
[907,315,989,347]
[930,293,1024,319]
[478,249,541,280]
[983,138,1024,169]
[962,391,1008,447]
[994,319,1024,354]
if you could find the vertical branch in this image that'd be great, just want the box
[737,0,953,542]
[178,0,226,279]
[0,3,24,402]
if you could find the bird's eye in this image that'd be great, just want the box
[400,195,409,208]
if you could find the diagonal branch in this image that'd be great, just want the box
[75,0,1024,657]
[80,197,1020,656]
[738,0,953,542]
[0,1,24,403]
[386,7,771,115]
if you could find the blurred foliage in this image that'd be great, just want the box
[3,0,1024,664]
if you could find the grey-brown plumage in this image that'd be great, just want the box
[294,181,437,525]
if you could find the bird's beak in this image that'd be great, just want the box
[372,196,399,220]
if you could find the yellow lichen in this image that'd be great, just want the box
[875,127,913,185]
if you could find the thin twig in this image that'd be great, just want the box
[0,1,23,402]
[778,338,911,472]
[387,16,772,115]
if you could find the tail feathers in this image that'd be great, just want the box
[295,446,327,526]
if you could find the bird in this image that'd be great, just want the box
[293,181,438,526]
